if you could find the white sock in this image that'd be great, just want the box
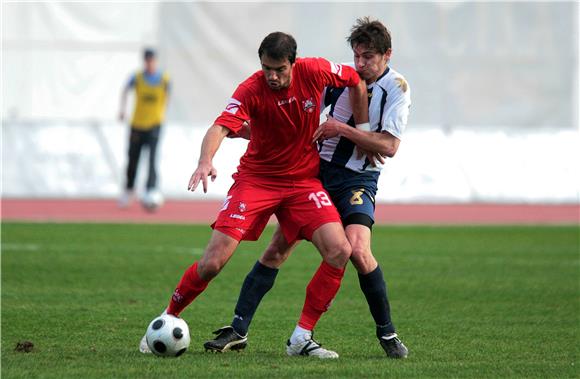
[290,325,312,345]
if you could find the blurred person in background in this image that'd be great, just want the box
[118,48,171,210]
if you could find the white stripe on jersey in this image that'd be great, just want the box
[319,66,411,173]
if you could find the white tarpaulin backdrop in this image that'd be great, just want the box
[2,2,579,203]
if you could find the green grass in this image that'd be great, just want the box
[1,223,579,378]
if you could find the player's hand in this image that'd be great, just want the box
[356,147,385,167]
[369,152,386,166]
[188,161,217,193]
[312,115,342,143]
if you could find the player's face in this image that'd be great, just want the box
[353,44,391,84]
[144,57,157,74]
[261,55,293,90]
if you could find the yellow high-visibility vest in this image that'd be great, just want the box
[131,72,170,130]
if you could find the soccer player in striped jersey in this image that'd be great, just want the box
[205,17,411,359]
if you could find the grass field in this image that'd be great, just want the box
[1,222,579,378]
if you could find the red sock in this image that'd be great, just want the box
[167,262,210,316]
[298,261,346,330]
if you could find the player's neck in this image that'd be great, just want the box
[366,66,389,85]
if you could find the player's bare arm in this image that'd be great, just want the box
[316,115,400,158]
[188,124,231,193]
[348,78,369,126]
[118,86,130,121]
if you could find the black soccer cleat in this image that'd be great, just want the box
[379,333,408,359]
[203,326,247,353]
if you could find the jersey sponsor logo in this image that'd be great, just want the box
[277,96,296,106]
[330,62,343,77]
[225,98,241,114]
[302,97,315,113]
[141,94,158,103]
[395,77,408,92]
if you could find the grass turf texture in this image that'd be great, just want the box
[1,223,578,378]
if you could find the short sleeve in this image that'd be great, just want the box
[214,84,253,134]
[381,77,411,140]
[313,57,360,89]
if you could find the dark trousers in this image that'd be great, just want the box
[126,125,161,191]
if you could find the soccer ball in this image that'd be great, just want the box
[146,314,190,357]
[141,190,164,211]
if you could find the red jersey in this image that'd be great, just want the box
[215,57,360,180]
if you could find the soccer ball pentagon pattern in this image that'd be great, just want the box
[146,314,190,357]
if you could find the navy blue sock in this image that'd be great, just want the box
[358,265,396,338]
[231,261,278,336]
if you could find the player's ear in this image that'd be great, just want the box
[384,49,392,61]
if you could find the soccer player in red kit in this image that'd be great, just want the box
[140,32,368,358]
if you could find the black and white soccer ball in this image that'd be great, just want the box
[146,314,190,357]
[141,190,164,211]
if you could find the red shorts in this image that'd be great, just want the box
[212,176,341,244]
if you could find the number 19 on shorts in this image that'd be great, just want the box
[308,191,332,209]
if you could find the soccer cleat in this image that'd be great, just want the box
[139,334,151,354]
[286,334,339,359]
[203,326,247,352]
[379,333,408,359]
[118,191,133,209]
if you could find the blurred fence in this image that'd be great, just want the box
[2,121,578,203]
[2,2,579,203]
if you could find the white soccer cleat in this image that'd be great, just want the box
[139,334,151,354]
[118,191,133,209]
[286,334,339,359]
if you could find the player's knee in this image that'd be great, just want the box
[198,245,228,280]
[324,239,352,268]
[197,257,223,280]
[261,244,289,268]
[350,247,377,274]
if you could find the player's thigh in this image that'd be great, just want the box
[310,222,351,268]
[198,229,240,279]
[276,180,342,244]
[213,179,280,242]
[260,225,298,268]
[128,129,145,156]
[333,187,377,227]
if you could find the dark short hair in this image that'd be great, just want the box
[258,32,297,64]
[143,48,156,60]
[347,17,392,54]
